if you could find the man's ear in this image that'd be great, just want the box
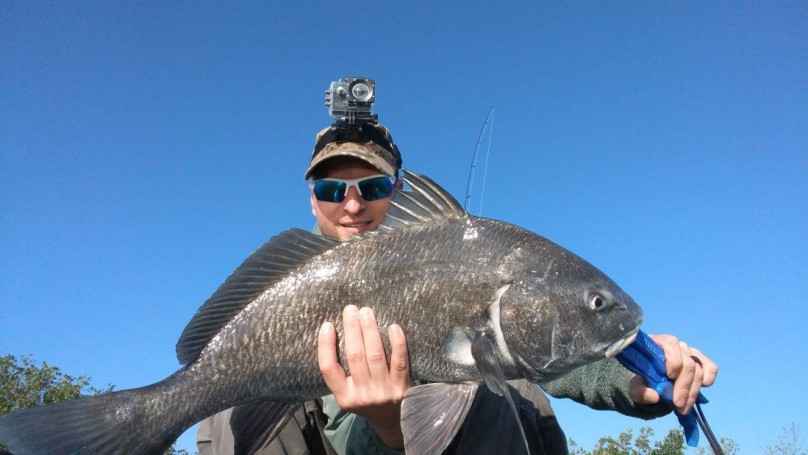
[310,193,317,217]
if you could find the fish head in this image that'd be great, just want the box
[496,237,643,382]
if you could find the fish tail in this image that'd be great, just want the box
[0,374,193,455]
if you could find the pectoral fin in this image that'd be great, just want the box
[400,383,478,455]
[471,332,529,452]
[471,332,511,397]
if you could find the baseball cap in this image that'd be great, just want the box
[304,122,403,180]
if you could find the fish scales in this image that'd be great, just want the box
[197,217,515,397]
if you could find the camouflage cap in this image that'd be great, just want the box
[304,123,402,180]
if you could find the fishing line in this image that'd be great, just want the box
[464,106,495,214]
[477,108,495,216]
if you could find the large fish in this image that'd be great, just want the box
[0,171,642,455]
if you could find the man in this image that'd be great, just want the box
[199,121,718,454]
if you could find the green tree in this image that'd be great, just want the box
[0,354,113,416]
[0,354,114,454]
[696,437,740,455]
[0,354,195,455]
[762,423,806,455]
[165,449,193,455]
[569,426,685,455]
[569,425,740,455]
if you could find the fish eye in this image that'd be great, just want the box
[589,294,608,312]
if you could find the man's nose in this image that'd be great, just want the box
[343,186,365,214]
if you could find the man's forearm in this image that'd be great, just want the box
[541,358,670,419]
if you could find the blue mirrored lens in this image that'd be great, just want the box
[312,176,395,203]
[312,180,347,202]
[358,177,395,201]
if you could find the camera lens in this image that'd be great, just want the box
[351,82,373,102]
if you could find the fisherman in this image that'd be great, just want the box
[198,116,718,454]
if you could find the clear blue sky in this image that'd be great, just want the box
[1,2,805,452]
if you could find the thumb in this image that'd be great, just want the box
[628,374,660,405]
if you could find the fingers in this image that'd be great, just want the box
[387,323,413,388]
[317,321,347,394]
[674,342,701,414]
[652,334,684,379]
[342,305,371,383]
[691,347,719,386]
[317,305,413,401]
[360,307,393,382]
[647,334,718,415]
[665,338,698,412]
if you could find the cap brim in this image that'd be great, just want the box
[304,142,397,179]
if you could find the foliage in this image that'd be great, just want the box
[566,420,806,455]
[0,354,113,416]
[165,448,193,455]
[0,354,197,454]
[762,423,807,455]
[569,426,686,455]
[569,425,743,455]
[695,437,740,455]
[0,355,108,452]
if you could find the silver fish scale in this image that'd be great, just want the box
[184,216,530,409]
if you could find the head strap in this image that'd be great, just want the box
[312,122,403,169]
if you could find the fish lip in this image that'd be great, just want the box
[605,330,639,358]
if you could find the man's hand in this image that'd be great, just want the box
[317,305,414,449]
[628,334,719,415]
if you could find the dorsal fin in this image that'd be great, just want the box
[380,169,466,231]
[177,170,462,365]
[175,229,340,365]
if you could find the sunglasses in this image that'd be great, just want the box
[311,174,396,203]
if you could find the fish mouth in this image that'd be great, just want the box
[605,330,639,358]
